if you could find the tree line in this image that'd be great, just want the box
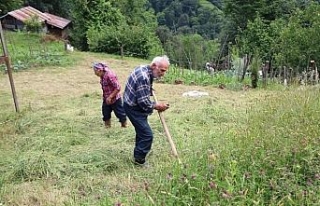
[2,0,320,76]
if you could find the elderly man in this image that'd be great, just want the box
[123,55,170,166]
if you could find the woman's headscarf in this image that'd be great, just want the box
[93,62,109,72]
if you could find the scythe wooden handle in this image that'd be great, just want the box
[153,91,181,163]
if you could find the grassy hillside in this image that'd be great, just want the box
[1,32,320,205]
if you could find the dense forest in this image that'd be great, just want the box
[2,0,320,74]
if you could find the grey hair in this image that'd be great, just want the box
[151,55,170,66]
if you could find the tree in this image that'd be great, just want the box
[156,25,173,45]
[278,2,320,69]
[24,15,42,33]
[84,0,162,58]
[237,16,275,61]
[221,0,305,45]
[0,0,23,16]
[165,34,220,70]
[115,0,157,27]
[236,2,320,74]
[69,0,123,50]
[24,0,73,18]
[150,0,223,40]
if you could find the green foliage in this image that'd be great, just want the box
[235,2,320,74]
[169,34,205,70]
[69,0,124,51]
[87,24,162,58]
[165,34,220,70]
[25,0,73,18]
[250,54,262,88]
[238,16,271,60]
[150,0,223,39]
[204,39,220,64]
[278,2,320,69]
[162,65,250,89]
[222,0,306,45]
[115,0,157,27]
[223,0,262,43]
[24,15,42,33]
[195,3,223,39]
[70,0,161,58]
[0,0,23,16]
[230,47,244,78]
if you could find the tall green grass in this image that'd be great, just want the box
[125,87,320,205]
[162,65,251,90]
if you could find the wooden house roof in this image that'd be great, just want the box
[2,6,71,29]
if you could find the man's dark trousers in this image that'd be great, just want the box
[124,103,153,162]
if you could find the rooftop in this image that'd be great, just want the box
[4,6,71,29]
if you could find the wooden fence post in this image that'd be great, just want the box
[310,60,318,84]
[0,21,19,112]
[262,60,268,88]
[283,66,287,86]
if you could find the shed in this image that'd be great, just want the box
[0,6,71,39]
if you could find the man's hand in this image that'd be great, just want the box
[154,103,170,112]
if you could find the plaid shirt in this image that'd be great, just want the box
[101,69,121,104]
[123,65,154,114]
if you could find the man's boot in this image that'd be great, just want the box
[105,120,111,128]
[121,120,127,128]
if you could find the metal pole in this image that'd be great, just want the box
[0,22,19,112]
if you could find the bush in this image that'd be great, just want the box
[87,25,162,58]
[24,15,43,33]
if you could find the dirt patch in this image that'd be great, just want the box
[3,180,69,206]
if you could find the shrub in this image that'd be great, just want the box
[24,15,43,33]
